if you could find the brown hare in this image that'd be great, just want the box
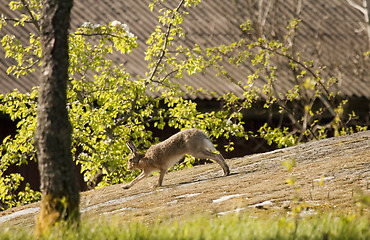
[122,128,230,189]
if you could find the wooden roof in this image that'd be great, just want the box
[1,0,369,99]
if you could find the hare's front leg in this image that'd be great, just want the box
[153,170,167,189]
[122,171,147,189]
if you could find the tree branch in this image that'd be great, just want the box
[102,0,186,137]
[146,0,185,84]
[20,0,40,32]
[346,0,370,46]
[257,44,336,112]
[104,93,138,139]
[73,32,122,39]
[345,0,367,14]
[4,17,35,24]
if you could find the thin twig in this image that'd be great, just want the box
[258,44,332,98]
[258,43,338,119]
[73,32,122,39]
[20,0,40,31]
[104,94,138,138]
[3,17,34,24]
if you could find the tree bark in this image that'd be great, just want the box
[35,0,79,235]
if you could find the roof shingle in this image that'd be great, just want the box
[1,0,369,99]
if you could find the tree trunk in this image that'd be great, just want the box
[367,0,370,47]
[35,0,79,235]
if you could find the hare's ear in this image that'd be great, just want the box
[126,140,138,155]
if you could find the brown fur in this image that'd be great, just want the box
[123,129,230,189]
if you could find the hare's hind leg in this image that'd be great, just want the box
[194,150,230,176]
[210,151,230,176]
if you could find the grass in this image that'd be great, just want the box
[1,211,369,240]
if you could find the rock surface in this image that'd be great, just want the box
[1,131,369,227]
